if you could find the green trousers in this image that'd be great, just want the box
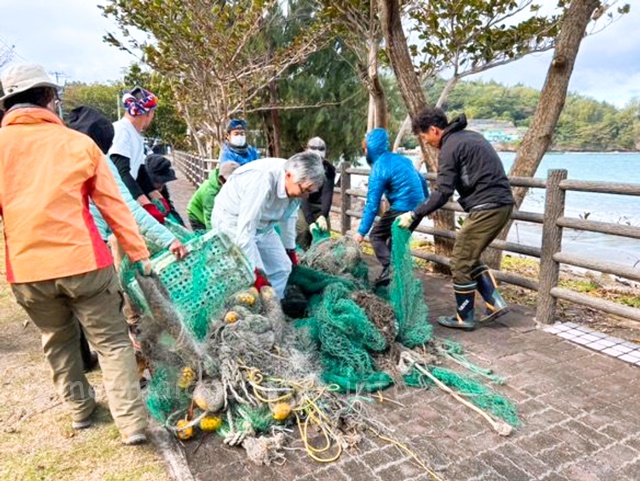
[451,205,513,284]
[11,267,147,436]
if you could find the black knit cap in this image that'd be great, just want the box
[145,154,177,184]
[67,106,114,154]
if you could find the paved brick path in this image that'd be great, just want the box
[167,167,640,481]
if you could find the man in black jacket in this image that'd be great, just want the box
[296,137,336,249]
[398,107,514,330]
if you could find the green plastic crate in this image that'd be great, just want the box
[125,230,255,340]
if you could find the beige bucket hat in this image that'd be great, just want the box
[0,63,59,108]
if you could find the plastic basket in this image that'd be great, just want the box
[126,230,255,340]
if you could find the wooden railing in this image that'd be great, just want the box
[173,150,640,325]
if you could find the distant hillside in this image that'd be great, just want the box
[396,79,640,152]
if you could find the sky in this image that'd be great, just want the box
[0,0,638,107]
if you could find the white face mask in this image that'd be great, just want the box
[230,135,246,147]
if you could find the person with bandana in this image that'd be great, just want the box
[109,86,167,224]
[219,118,260,166]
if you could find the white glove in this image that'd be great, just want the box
[315,215,328,231]
[397,211,415,229]
[309,215,328,233]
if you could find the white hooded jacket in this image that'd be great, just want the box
[211,158,299,269]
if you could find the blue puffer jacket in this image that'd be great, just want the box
[220,142,260,166]
[357,128,429,236]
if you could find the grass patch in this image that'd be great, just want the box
[0,226,170,480]
[559,279,600,293]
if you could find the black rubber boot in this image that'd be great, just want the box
[437,282,477,331]
[374,265,391,287]
[471,264,509,323]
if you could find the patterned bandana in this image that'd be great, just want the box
[122,87,158,117]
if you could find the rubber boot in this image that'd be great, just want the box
[437,282,477,331]
[471,264,509,323]
[374,265,391,287]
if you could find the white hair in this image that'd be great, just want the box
[285,151,325,190]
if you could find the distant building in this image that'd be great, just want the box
[468,119,525,145]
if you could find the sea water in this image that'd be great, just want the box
[350,152,640,268]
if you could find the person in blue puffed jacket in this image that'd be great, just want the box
[353,128,429,285]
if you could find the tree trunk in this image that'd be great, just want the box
[366,30,387,131]
[268,80,282,157]
[483,0,601,269]
[379,0,454,273]
[393,76,459,154]
[261,80,282,158]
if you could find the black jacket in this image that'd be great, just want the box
[301,159,336,223]
[415,115,513,219]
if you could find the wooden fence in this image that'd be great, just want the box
[173,150,640,325]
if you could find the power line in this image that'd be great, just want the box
[49,71,70,84]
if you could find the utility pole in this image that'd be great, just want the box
[49,71,68,85]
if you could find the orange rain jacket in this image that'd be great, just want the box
[0,107,149,283]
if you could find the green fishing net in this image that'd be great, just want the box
[389,221,432,348]
[404,366,519,427]
[121,230,255,341]
[145,364,191,422]
[301,282,393,392]
[121,214,518,430]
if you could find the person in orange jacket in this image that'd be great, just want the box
[0,64,152,445]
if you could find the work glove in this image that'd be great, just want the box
[254,268,271,291]
[286,249,299,266]
[136,258,153,276]
[143,203,166,224]
[310,215,328,232]
[397,211,416,229]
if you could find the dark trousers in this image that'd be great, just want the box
[450,205,513,284]
[370,209,403,269]
[188,217,206,232]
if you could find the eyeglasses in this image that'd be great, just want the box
[297,182,317,194]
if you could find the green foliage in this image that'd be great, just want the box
[61,81,123,121]
[418,79,639,151]
[102,0,328,148]
[405,0,560,78]
[265,44,369,163]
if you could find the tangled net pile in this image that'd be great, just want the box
[120,221,519,467]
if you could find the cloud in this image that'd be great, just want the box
[0,0,137,83]
[1,0,638,106]
[470,4,640,107]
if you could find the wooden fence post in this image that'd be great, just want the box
[340,162,351,235]
[536,169,567,324]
